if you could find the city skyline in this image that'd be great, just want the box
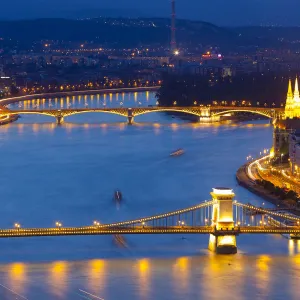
[1,0,300,26]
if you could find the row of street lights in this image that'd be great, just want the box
[13,220,103,230]
[246,148,270,162]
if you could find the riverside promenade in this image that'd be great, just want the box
[236,161,300,215]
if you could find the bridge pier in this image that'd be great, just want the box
[56,116,64,125]
[127,108,134,125]
[208,188,237,254]
[127,116,134,125]
[199,116,220,123]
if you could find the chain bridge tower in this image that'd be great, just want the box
[208,188,237,254]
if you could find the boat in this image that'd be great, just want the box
[170,149,184,157]
[114,190,123,203]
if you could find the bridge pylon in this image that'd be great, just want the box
[208,188,237,254]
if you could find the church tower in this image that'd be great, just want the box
[285,79,294,118]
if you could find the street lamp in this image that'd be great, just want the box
[56,222,62,229]
[93,221,100,227]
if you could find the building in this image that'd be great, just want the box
[273,127,290,155]
[289,131,300,175]
[285,76,300,119]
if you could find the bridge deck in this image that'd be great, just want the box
[0,226,299,238]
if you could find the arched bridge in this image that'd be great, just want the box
[2,188,300,254]
[211,106,284,119]
[1,106,285,124]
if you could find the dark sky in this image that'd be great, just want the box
[2,0,300,26]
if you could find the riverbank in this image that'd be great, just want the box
[236,163,300,215]
[0,86,159,106]
[236,164,280,205]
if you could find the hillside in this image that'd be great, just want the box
[0,18,300,49]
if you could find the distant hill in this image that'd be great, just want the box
[0,17,300,49]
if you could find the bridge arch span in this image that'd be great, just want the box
[212,109,273,119]
[63,110,128,119]
[6,111,57,120]
[133,108,202,118]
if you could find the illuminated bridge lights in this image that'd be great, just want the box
[0,105,285,123]
[0,200,299,239]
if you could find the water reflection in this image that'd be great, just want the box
[255,255,271,296]
[86,259,106,296]
[172,257,190,294]
[7,262,27,297]
[201,255,245,300]
[137,259,150,300]
[0,254,297,299]
[49,261,68,298]
[7,91,155,110]
[3,121,271,135]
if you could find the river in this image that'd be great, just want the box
[0,91,298,299]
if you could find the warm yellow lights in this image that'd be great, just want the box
[212,188,234,195]
[56,222,62,228]
[218,235,236,246]
[285,77,300,118]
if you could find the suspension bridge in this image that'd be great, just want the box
[3,188,300,254]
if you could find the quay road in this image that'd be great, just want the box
[247,156,300,194]
[0,226,300,238]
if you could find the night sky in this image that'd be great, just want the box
[2,0,300,26]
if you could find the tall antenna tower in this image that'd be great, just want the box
[171,0,177,53]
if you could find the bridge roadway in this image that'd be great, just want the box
[1,106,285,121]
[0,225,300,238]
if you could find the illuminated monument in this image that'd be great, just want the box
[284,77,300,119]
[208,188,237,254]
[273,77,300,156]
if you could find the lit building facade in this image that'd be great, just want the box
[289,132,300,176]
[285,77,300,119]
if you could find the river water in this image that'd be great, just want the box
[0,91,299,299]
